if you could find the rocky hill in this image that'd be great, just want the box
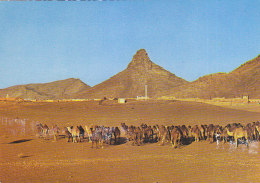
[2,51,259,100]
[75,49,188,99]
[0,78,90,100]
[160,55,260,99]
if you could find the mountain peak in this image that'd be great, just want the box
[135,48,148,56]
[127,49,153,70]
[76,49,188,99]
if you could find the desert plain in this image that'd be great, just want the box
[1,99,260,183]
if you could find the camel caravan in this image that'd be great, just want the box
[35,121,260,149]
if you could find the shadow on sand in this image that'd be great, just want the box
[111,137,128,145]
[19,155,31,158]
[8,139,33,144]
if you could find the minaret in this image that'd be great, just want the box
[145,85,148,99]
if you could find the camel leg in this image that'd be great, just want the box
[54,134,57,141]
[137,138,140,146]
[210,136,214,143]
[171,139,176,148]
[160,136,165,146]
[171,138,174,147]
[96,141,98,149]
[173,140,177,148]
[223,136,227,144]
[101,139,104,149]
[207,135,210,141]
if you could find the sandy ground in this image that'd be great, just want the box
[1,99,260,183]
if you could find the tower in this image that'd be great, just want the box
[145,85,148,99]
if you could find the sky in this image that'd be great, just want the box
[0,0,259,89]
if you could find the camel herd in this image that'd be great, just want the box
[36,121,260,148]
[36,124,121,148]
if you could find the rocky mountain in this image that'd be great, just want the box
[0,78,90,100]
[160,55,260,99]
[75,49,188,99]
[3,50,259,100]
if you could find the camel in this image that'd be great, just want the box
[91,126,104,149]
[251,122,259,141]
[180,125,189,139]
[42,124,49,139]
[202,125,208,139]
[233,127,249,148]
[179,125,190,144]
[245,123,255,142]
[127,125,136,141]
[255,122,260,140]
[214,126,223,142]
[222,123,241,143]
[64,127,72,142]
[207,124,215,143]
[198,125,206,140]
[113,127,121,144]
[85,125,93,143]
[52,124,60,141]
[152,125,159,142]
[35,123,49,139]
[142,126,154,143]
[190,125,202,142]
[120,123,128,137]
[157,125,170,145]
[67,126,81,143]
[36,123,43,137]
[78,125,85,142]
[170,126,183,148]
[133,127,143,146]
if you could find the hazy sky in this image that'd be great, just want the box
[0,0,259,89]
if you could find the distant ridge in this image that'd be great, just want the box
[160,55,260,99]
[75,49,188,99]
[0,78,90,100]
[1,52,259,100]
